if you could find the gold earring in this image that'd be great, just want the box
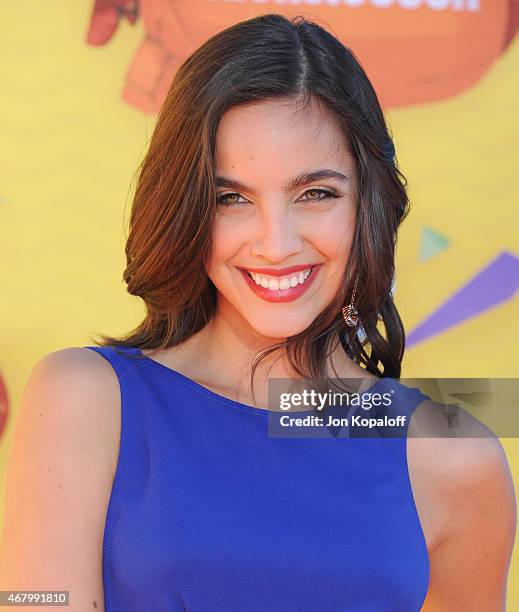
[342,279,359,327]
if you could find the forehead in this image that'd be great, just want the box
[215,98,352,175]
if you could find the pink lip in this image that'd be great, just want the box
[239,265,322,303]
[239,263,320,277]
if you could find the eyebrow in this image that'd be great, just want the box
[215,169,350,194]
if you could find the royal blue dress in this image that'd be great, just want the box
[85,344,430,611]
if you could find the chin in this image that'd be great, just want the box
[245,314,316,341]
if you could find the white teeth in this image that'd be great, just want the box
[247,267,313,291]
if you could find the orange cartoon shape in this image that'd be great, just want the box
[87,0,519,113]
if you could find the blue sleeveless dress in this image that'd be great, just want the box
[85,344,430,612]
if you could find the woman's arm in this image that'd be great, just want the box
[0,349,120,611]
[422,432,517,611]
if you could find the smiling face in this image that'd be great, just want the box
[205,97,358,341]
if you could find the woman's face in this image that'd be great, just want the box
[206,98,358,340]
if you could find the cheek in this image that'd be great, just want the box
[206,220,242,276]
[309,212,356,260]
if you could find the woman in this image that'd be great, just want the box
[1,13,515,612]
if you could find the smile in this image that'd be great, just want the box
[247,267,312,290]
[238,265,322,303]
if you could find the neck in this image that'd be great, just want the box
[190,301,362,391]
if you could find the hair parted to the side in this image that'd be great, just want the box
[92,13,411,394]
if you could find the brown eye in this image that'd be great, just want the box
[299,188,341,202]
[216,192,248,207]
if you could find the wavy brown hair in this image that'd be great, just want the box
[92,13,411,398]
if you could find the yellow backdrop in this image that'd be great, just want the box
[0,1,518,607]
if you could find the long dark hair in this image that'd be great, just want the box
[92,13,411,396]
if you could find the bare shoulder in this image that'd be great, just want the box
[0,347,122,610]
[35,345,119,387]
[26,346,119,392]
[408,399,517,611]
[409,398,515,504]
[19,347,121,473]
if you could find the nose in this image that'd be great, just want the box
[250,205,303,263]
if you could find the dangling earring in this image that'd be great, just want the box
[342,278,359,327]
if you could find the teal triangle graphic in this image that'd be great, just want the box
[420,226,450,262]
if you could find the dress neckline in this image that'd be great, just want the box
[128,346,388,417]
